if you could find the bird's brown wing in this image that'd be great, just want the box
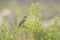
[18,19,25,27]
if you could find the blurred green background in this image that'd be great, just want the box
[0,0,60,40]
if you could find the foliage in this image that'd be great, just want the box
[0,3,60,40]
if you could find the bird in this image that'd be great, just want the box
[18,16,27,27]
